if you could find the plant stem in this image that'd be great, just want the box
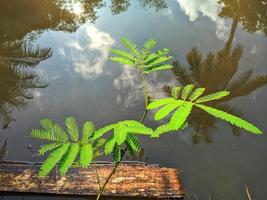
[95,70,149,200]
[95,150,127,200]
[141,69,149,107]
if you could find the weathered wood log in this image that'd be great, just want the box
[0,161,184,199]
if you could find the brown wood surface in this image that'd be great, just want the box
[0,162,184,199]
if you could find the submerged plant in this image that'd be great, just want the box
[148,84,262,137]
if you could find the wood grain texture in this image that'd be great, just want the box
[0,162,184,199]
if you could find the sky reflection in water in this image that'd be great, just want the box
[0,0,267,199]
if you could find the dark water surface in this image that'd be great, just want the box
[1,0,267,199]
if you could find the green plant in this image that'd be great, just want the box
[110,37,173,106]
[110,37,173,74]
[29,38,264,200]
[93,120,153,162]
[31,117,105,177]
[148,84,262,137]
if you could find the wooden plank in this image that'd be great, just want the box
[0,162,184,199]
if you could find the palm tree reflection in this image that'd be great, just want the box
[0,42,51,129]
[164,10,267,144]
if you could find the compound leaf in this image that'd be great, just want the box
[39,143,70,177]
[195,104,263,134]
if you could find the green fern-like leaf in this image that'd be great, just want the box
[93,138,106,149]
[147,98,176,110]
[144,64,173,73]
[80,144,93,168]
[154,103,182,120]
[53,124,68,142]
[125,125,153,135]
[181,84,195,100]
[195,104,263,134]
[93,124,116,139]
[65,117,79,142]
[114,125,127,145]
[169,102,193,130]
[81,121,94,144]
[149,85,263,137]
[144,48,170,64]
[110,57,135,66]
[110,38,172,74]
[112,144,122,163]
[145,56,172,68]
[59,143,80,175]
[31,129,58,141]
[189,88,205,101]
[143,39,157,51]
[122,120,153,134]
[32,117,105,176]
[126,133,140,152]
[195,91,230,103]
[40,118,54,130]
[121,37,139,56]
[104,136,116,155]
[39,143,70,177]
[152,124,174,137]
[38,143,61,155]
[122,120,146,127]
[110,48,136,61]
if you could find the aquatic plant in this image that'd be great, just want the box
[30,37,263,200]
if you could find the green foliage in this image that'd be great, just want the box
[65,117,79,142]
[110,37,173,73]
[195,91,230,103]
[93,120,153,158]
[112,144,122,163]
[30,38,264,184]
[126,133,141,152]
[38,143,70,177]
[147,84,263,136]
[31,117,105,177]
[181,84,195,100]
[195,104,262,134]
[79,144,93,168]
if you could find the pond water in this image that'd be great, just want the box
[0,0,267,199]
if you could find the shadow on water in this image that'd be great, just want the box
[162,3,267,144]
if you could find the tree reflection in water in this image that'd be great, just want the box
[0,0,168,129]
[164,6,267,144]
